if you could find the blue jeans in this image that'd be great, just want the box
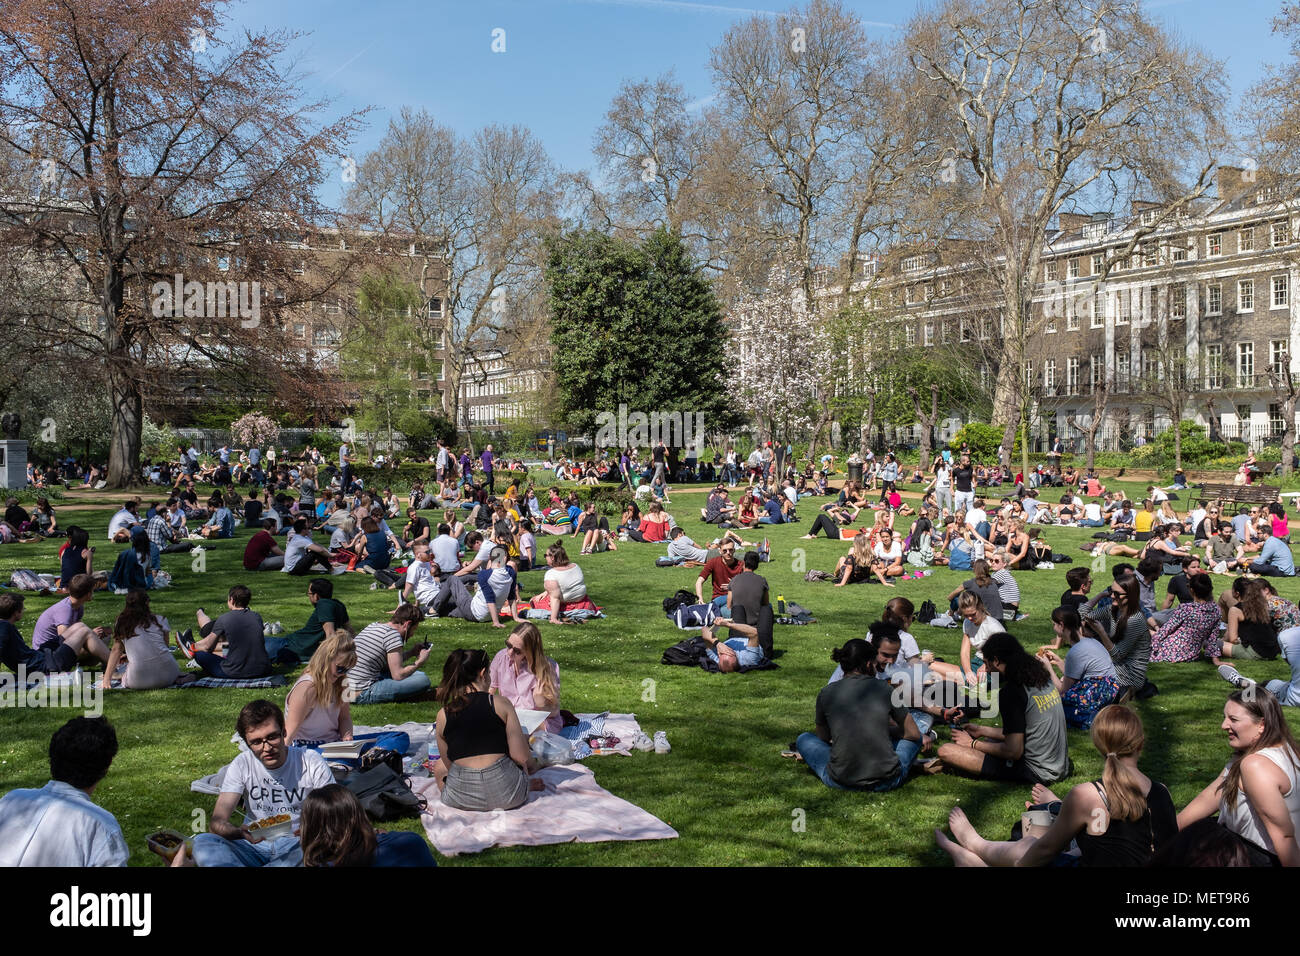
[356,671,432,704]
[192,833,302,867]
[1267,627,1300,706]
[263,636,296,665]
[794,733,920,792]
[710,595,729,612]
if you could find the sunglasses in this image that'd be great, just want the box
[506,641,524,655]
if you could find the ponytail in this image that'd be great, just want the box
[1091,705,1148,822]
[435,648,490,714]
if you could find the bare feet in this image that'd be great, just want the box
[934,828,987,867]
[1030,783,1060,805]
[948,806,986,854]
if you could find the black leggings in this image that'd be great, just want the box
[807,513,843,539]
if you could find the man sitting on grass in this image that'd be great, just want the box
[180,584,271,680]
[30,574,112,667]
[243,518,285,571]
[192,700,333,867]
[667,526,716,564]
[265,578,350,665]
[0,716,128,866]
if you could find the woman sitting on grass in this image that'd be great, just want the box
[935,632,1069,785]
[1150,572,1220,663]
[434,648,544,811]
[1177,689,1300,866]
[936,705,1176,866]
[1038,607,1119,729]
[300,784,436,867]
[490,622,562,734]
[531,544,595,623]
[285,632,357,747]
[102,589,189,690]
[1214,577,1282,665]
[638,501,672,543]
[832,534,874,587]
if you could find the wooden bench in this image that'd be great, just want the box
[1192,482,1280,514]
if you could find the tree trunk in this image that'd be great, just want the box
[859,390,876,459]
[1173,416,1182,472]
[106,370,142,488]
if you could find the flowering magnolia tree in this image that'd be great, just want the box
[727,278,837,454]
[230,413,280,450]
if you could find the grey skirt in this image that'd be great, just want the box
[441,756,530,812]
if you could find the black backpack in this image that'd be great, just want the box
[662,589,695,616]
[342,763,427,822]
[916,599,938,624]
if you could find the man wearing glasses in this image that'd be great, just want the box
[192,699,333,867]
[696,542,743,612]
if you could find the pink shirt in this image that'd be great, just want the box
[489,647,562,734]
[1273,516,1289,538]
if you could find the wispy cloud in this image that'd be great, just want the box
[567,0,897,28]
[323,40,377,82]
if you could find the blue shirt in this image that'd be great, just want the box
[1261,537,1295,575]
[764,499,785,523]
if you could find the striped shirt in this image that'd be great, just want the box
[991,568,1021,609]
[349,622,404,695]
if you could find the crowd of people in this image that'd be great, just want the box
[4,434,1300,870]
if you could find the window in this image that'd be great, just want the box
[1045,260,1058,282]
[1116,289,1131,325]
[1091,291,1104,328]
[1141,244,1157,267]
[293,322,305,339]
[941,320,950,344]
[1115,351,1130,392]
[1140,208,1158,226]
[906,285,918,305]
[1238,342,1255,387]
[1090,354,1104,390]
[1044,359,1056,390]
[1239,279,1254,312]
[1066,300,1079,331]
[1083,219,1110,240]
[427,297,443,316]
[940,278,952,296]
[1271,403,1286,438]
[1171,243,1188,261]
[1273,220,1291,248]
[1045,311,1057,333]
[1273,275,1290,309]
[905,325,916,346]
[924,322,934,346]
[1239,228,1254,253]
[1092,253,1105,276]
[1024,361,1035,390]
[1205,345,1224,389]
[924,283,934,302]
[959,321,971,343]
[1067,357,1080,394]
[1206,283,1222,315]
[902,254,929,273]
[1171,284,1187,319]
[1208,233,1222,257]
[1068,258,1080,279]
[1272,340,1288,373]
[1143,353,1159,381]
[979,318,990,341]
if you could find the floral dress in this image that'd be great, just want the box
[1151,600,1222,663]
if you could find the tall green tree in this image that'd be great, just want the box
[545,227,740,444]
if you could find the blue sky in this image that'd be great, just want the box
[226,0,1294,205]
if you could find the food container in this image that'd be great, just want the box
[145,829,188,862]
[246,813,293,841]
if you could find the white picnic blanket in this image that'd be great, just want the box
[413,763,677,856]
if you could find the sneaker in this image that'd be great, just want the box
[176,629,196,659]
[263,623,272,636]
[632,731,654,752]
[270,622,283,635]
[330,565,348,575]
[1218,664,1255,690]
[653,731,671,754]
[358,564,375,575]
[185,659,201,670]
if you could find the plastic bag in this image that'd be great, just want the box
[529,730,575,767]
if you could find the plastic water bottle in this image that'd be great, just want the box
[777,594,786,615]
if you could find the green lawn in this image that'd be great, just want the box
[1,491,1297,867]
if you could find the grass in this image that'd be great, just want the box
[1,486,1298,867]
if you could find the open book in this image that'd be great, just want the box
[318,740,366,759]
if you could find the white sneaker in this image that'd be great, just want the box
[1218,664,1255,690]
[633,732,654,752]
[653,731,671,754]
[331,565,348,575]
[271,622,283,635]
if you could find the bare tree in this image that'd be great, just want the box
[1268,354,1300,476]
[346,110,559,434]
[1067,382,1109,473]
[904,0,1228,463]
[0,0,365,485]
[907,383,942,467]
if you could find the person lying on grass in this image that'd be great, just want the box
[935,704,1176,867]
[935,632,1070,785]
[698,606,762,672]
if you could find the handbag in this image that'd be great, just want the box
[342,763,427,822]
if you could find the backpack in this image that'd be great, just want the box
[916,599,938,624]
[341,763,426,822]
[662,589,696,615]
[672,603,718,630]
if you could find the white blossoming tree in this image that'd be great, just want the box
[230,413,280,452]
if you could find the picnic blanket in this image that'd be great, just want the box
[539,523,570,536]
[412,763,677,856]
[178,675,287,690]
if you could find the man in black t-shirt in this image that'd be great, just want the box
[243,492,264,528]
[1152,557,1202,626]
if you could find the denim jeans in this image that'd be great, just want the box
[192,833,302,867]
[794,732,920,792]
[356,671,432,704]
[710,595,730,612]
[1266,626,1300,706]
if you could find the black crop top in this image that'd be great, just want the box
[444,692,509,761]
